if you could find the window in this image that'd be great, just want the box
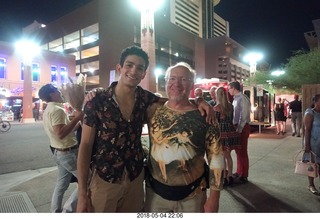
[32,63,40,82]
[81,23,99,46]
[51,65,57,82]
[70,51,80,60]
[60,67,67,84]
[0,58,6,79]
[81,61,99,73]
[76,65,80,74]
[20,63,40,81]
[49,38,63,52]
[81,46,99,59]
[64,31,80,50]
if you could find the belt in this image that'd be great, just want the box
[54,145,78,152]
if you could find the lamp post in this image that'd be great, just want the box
[243,52,263,125]
[130,0,163,93]
[243,52,263,77]
[15,40,40,123]
[155,67,164,95]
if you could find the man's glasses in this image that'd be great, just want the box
[166,77,192,85]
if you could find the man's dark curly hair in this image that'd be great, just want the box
[38,84,57,102]
[228,81,241,91]
[119,45,149,71]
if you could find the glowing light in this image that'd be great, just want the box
[15,40,40,64]
[155,68,163,78]
[243,52,263,63]
[271,70,285,76]
[130,0,164,12]
[243,52,263,75]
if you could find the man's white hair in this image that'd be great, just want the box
[164,62,196,82]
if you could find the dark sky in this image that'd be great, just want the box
[214,0,320,69]
[0,0,319,69]
[0,0,91,43]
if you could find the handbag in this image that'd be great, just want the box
[294,150,319,178]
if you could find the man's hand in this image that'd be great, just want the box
[84,87,103,102]
[77,193,93,212]
[197,98,215,124]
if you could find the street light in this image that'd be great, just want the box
[15,40,40,123]
[130,0,164,93]
[271,70,285,76]
[243,52,263,76]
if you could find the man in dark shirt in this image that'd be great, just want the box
[289,94,302,137]
[77,46,161,212]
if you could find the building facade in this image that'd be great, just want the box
[0,41,75,117]
[1,0,250,102]
[304,19,320,50]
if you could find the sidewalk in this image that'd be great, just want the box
[1,125,320,213]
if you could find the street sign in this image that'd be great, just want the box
[257,84,263,97]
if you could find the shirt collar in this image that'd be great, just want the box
[47,102,64,107]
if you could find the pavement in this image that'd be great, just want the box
[1,121,320,213]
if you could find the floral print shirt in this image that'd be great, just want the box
[83,82,160,183]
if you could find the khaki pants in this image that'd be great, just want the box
[88,169,144,212]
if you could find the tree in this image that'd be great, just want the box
[243,70,277,94]
[278,49,320,92]
[246,49,320,95]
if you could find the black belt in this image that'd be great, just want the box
[146,163,209,201]
[53,145,78,152]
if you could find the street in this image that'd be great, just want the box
[1,121,320,213]
[0,122,55,174]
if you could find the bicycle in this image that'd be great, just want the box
[0,118,11,132]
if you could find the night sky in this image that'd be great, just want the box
[214,0,320,69]
[0,0,319,69]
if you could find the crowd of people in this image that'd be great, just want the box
[38,44,320,213]
[274,95,302,137]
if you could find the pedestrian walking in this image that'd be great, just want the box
[289,94,302,137]
[274,97,286,135]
